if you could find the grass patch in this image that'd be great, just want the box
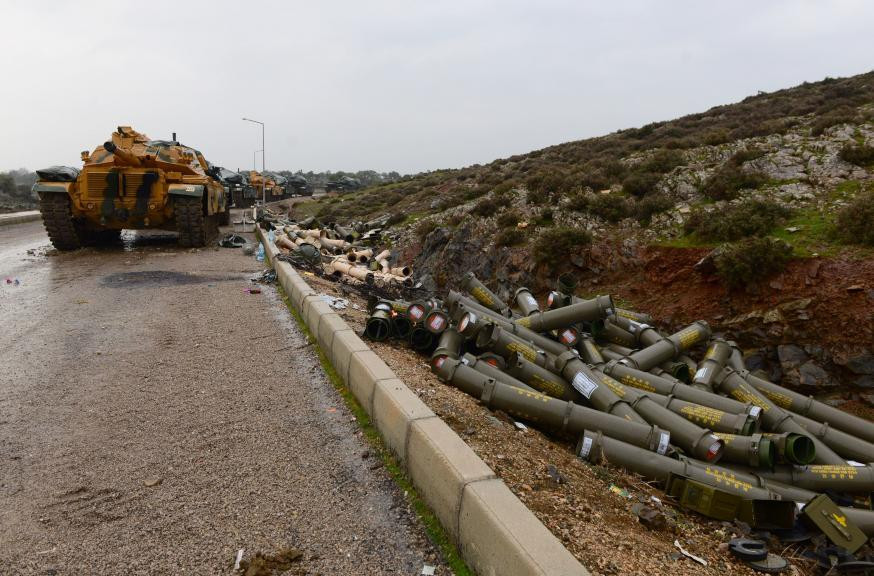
[771,209,837,256]
[274,283,474,576]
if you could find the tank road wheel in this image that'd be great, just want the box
[40,194,82,251]
[174,196,208,247]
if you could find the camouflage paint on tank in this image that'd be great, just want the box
[33,126,228,230]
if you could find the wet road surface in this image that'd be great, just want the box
[0,218,445,574]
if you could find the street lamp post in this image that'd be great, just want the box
[253,149,263,171]
[242,117,265,207]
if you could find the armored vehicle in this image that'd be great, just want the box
[248,170,283,201]
[326,175,362,193]
[33,126,229,249]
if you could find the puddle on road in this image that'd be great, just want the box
[100,270,242,287]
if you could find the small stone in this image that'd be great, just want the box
[143,477,163,487]
[847,285,864,292]
[846,351,874,375]
[631,503,667,531]
[777,344,808,368]
[799,361,834,387]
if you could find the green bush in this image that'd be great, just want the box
[533,208,554,227]
[416,219,438,241]
[492,180,518,195]
[714,237,793,288]
[839,144,874,167]
[532,227,592,268]
[810,107,857,136]
[684,199,792,241]
[622,171,661,197]
[635,193,675,223]
[700,163,768,201]
[586,194,633,222]
[641,149,686,174]
[471,194,512,216]
[496,210,521,228]
[833,190,874,245]
[729,147,767,165]
[495,227,526,247]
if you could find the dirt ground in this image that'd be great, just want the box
[301,270,873,576]
[0,218,447,575]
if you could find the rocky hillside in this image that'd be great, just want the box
[294,72,874,398]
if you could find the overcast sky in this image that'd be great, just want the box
[1,1,872,175]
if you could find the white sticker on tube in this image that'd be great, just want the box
[694,367,708,381]
[749,406,762,418]
[657,432,671,455]
[579,436,593,458]
[525,294,538,307]
[572,372,599,398]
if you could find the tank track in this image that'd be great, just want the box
[175,197,206,247]
[175,196,217,247]
[40,194,82,251]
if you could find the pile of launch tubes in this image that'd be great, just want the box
[364,271,874,544]
[273,221,413,287]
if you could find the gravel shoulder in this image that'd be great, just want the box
[0,220,446,575]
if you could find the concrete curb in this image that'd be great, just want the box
[0,211,41,227]
[257,227,588,576]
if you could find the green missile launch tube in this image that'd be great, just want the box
[452,300,570,357]
[551,351,651,426]
[593,371,728,464]
[513,287,541,317]
[760,432,817,465]
[475,322,548,367]
[714,367,847,466]
[514,295,614,333]
[577,335,605,365]
[727,462,874,493]
[364,303,393,341]
[789,411,874,463]
[623,321,712,372]
[460,272,511,316]
[431,327,463,361]
[602,320,638,348]
[432,356,672,454]
[692,340,731,391]
[600,359,762,417]
[576,431,775,501]
[506,351,581,401]
[744,369,874,446]
[458,353,536,393]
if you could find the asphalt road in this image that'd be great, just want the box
[0,218,444,575]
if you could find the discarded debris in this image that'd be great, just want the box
[318,294,349,310]
[234,548,244,571]
[674,540,708,566]
[421,565,436,576]
[259,216,415,297]
[143,477,163,487]
[253,269,277,284]
[218,233,247,248]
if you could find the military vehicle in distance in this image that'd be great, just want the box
[33,126,229,250]
[325,175,362,193]
[248,170,283,201]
